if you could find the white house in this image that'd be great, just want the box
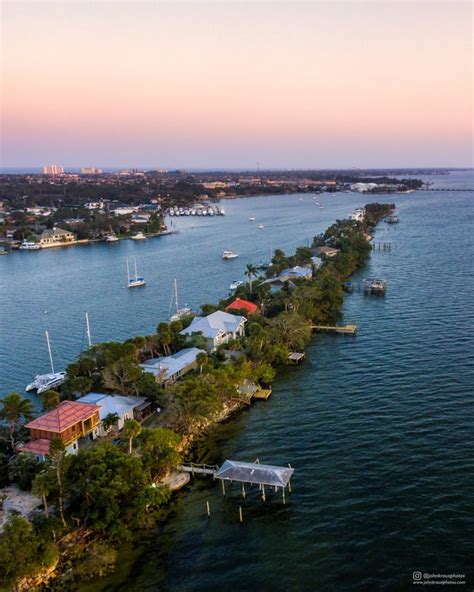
[76,393,146,436]
[141,347,206,384]
[180,310,247,351]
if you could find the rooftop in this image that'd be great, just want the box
[19,438,51,456]
[215,460,294,487]
[225,298,259,314]
[76,393,145,420]
[181,310,246,339]
[25,401,99,433]
[141,347,205,379]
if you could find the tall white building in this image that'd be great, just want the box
[43,165,64,175]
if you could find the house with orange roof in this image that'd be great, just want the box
[20,400,100,461]
[225,298,260,315]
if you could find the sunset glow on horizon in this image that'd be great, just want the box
[1,1,472,168]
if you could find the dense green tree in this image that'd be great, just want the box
[156,323,172,356]
[0,515,58,589]
[102,358,142,395]
[138,427,182,479]
[0,392,34,450]
[8,453,43,491]
[66,442,169,540]
[41,389,60,411]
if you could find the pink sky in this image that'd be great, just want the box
[1,2,472,168]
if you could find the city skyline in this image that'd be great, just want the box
[1,2,472,168]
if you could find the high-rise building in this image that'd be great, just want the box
[43,165,64,175]
[80,167,102,175]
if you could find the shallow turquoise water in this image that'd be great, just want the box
[1,172,473,591]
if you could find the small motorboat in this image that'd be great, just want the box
[229,280,243,290]
[223,250,239,259]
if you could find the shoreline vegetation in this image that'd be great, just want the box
[0,202,394,590]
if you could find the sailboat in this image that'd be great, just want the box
[127,257,146,288]
[26,331,66,394]
[169,279,192,322]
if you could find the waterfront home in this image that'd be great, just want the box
[141,347,206,384]
[225,298,260,315]
[180,311,247,351]
[38,227,76,248]
[279,265,313,281]
[349,207,366,222]
[315,246,340,258]
[76,393,146,435]
[260,277,297,293]
[19,401,100,461]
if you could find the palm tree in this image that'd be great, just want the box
[245,263,258,294]
[196,352,208,375]
[32,470,52,518]
[103,412,119,432]
[41,389,60,411]
[122,418,142,454]
[49,438,67,527]
[0,392,34,451]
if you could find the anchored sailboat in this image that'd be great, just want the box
[169,278,192,322]
[26,331,66,394]
[127,257,146,288]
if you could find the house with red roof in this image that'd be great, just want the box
[20,400,100,460]
[225,298,260,315]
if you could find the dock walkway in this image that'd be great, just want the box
[312,324,357,335]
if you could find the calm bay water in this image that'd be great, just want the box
[1,172,474,591]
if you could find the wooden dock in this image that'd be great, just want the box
[253,388,272,400]
[312,324,357,335]
[180,463,218,476]
[288,352,305,363]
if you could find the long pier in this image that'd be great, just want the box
[312,324,357,335]
[180,462,218,476]
[420,187,474,192]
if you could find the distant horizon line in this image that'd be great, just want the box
[1,166,473,173]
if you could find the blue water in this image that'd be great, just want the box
[1,189,377,400]
[1,171,474,591]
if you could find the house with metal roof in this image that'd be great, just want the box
[76,393,146,435]
[315,246,340,257]
[20,401,100,460]
[180,311,247,351]
[140,347,206,384]
[278,265,313,281]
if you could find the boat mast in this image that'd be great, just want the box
[85,312,92,348]
[126,258,130,282]
[134,258,138,281]
[174,278,179,313]
[45,330,54,374]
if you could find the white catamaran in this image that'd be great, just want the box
[127,257,146,288]
[26,331,66,394]
[169,278,192,322]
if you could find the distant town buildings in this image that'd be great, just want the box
[80,167,102,175]
[43,164,64,175]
